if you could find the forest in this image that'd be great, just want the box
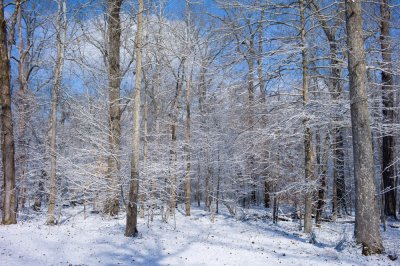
[0,0,400,265]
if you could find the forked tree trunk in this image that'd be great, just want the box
[345,0,384,255]
[125,0,144,237]
[380,0,396,218]
[0,0,17,225]
[47,0,66,225]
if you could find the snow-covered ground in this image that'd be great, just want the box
[0,205,398,266]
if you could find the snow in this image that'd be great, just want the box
[0,206,398,266]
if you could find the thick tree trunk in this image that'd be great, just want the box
[300,0,315,234]
[345,0,384,255]
[0,0,17,225]
[47,0,66,225]
[380,0,396,218]
[125,0,144,237]
[104,0,123,216]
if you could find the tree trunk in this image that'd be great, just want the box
[310,0,347,220]
[170,61,184,213]
[345,0,384,255]
[16,1,29,213]
[47,0,66,225]
[140,78,148,219]
[184,68,191,216]
[0,0,17,225]
[33,171,45,212]
[205,164,211,211]
[184,2,192,216]
[104,0,123,216]
[247,42,256,205]
[316,134,329,227]
[257,5,271,210]
[198,57,208,209]
[380,0,396,218]
[300,0,315,234]
[125,0,143,237]
[216,151,221,214]
[332,129,346,219]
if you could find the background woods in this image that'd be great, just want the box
[1,0,400,258]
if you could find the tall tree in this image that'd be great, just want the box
[380,0,396,218]
[0,0,17,225]
[345,0,383,255]
[309,0,347,219]
[16,0,33,212]
[104,0,123,216]
[300,0,315,234]
[47,0,67,225]
[125,0,144,237]
[184,1,192,217]
[170,59,184,213]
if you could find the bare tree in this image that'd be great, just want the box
[104,0,123,216]
[300,0,315,234]
[125,0,144,237]
[1,0,17,225]
[184,1,192,217]
[47,0,67,225]
[380,0,396,218]
[309,0,347,220]
[345,0,383,255]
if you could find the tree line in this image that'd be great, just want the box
[1,0,399,256]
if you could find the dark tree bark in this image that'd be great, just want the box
[333,130,347,218]
[316,134,329,227]
[345,0,384,255]
[104,0,123,216]
[380,0,396,218]
[0,0,17,225]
